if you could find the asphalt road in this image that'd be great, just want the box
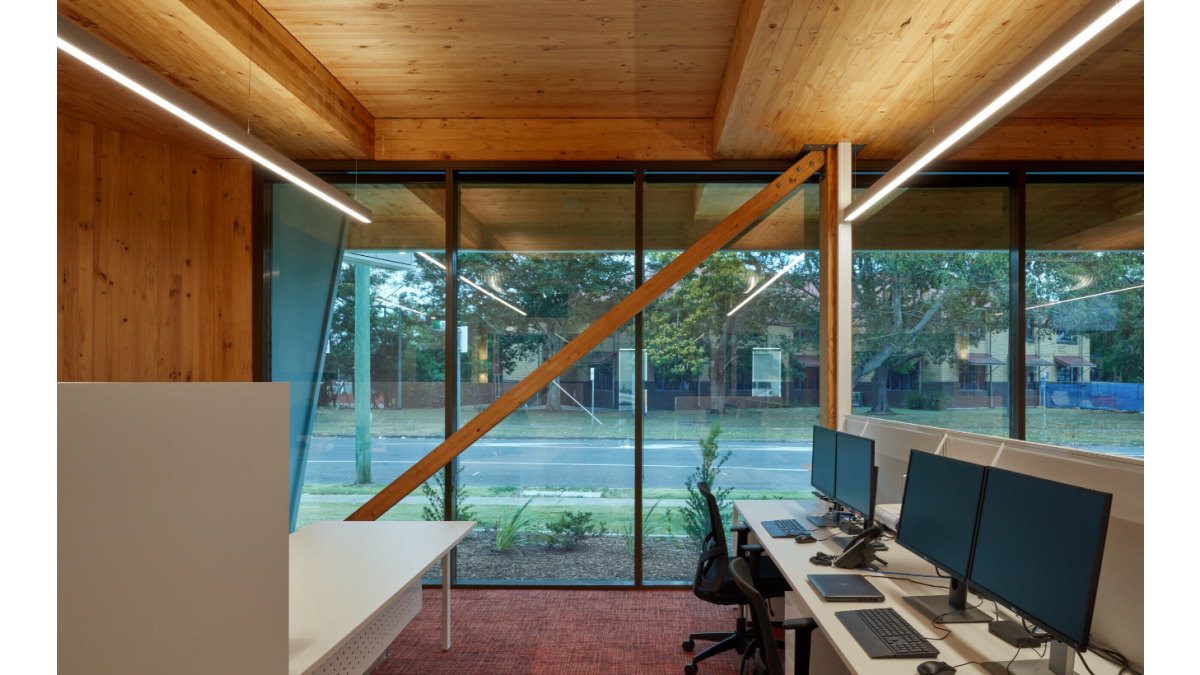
[303,437,814,491]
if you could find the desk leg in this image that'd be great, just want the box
[441,552,451,650]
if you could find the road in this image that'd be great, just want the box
[303,437,814,491]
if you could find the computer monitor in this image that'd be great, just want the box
[806,426,844,527]
[833,431,875,525]
[968,467,1112,673]
[895,450,990,623]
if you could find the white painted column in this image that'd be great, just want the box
[834,141,853,429]
[441,552,451,650]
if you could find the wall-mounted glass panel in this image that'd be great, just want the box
[643,181,819,582]
[1025,182,1143,458]
[454,178,636,583]
[852,184,1012,437]
[297,183,449,578]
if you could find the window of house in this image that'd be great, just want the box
[960,364,988,391]
[1056,331,1078,344]
[1057,366,1081,383]
[795,366,819,390]
[888,370,916,390]
[593,363,613,391]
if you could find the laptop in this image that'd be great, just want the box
[808,574,884,602]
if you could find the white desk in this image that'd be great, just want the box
[289,521,475,675]
[734,500,1119,675]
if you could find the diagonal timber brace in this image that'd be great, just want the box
[346,151,825,521]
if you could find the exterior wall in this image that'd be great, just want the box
[57,114,254,382]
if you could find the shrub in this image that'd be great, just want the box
[420,463,477,523]
[903,391,925,410]
[682,424,732,549]
[494,498,540,553]
[619,499,678,556]
[542,511,604,549]
[922,391,948,411]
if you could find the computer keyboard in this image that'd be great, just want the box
[835,608,940,659]
[762,519,811,538]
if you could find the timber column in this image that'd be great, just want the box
[819,142,853,430]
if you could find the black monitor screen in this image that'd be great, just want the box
[967,468,1112,649]
[834,432,874,518]
[810,426,836,498]
[895,451,985,580]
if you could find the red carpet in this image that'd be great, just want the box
[376,589,742,675]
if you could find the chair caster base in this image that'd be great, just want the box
[682,639,695,652]
[684,663,698,675]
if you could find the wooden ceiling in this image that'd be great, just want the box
[58,0,1143,162]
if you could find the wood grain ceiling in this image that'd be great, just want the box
[260,0,744,119]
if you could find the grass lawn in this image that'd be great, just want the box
[312,404,1141,447]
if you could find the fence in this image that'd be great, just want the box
[1042,382,1144,413]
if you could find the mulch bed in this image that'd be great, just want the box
[422,531,697,582]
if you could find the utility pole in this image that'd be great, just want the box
[354,264,372,484]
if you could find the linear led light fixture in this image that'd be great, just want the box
[416,252,528,316]
[727,254,805,316]
[1026,284,1143,311]
[844,0,1142,222]
[56,14,371,224]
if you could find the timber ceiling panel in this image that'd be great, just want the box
[259,0,744,118]
[713,0,1102,159]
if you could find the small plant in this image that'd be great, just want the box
[682,424,733,549]
[922,391,948,411]
[903,391,925,410]
[420,464,476,522]
[494,498,540,553]
[542,511,604,549]
[619,499,678,556]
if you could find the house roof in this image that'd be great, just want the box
[1055,356,1097,368]
[586,351,616,364]
[965,353,1006,366]
[1025,355,1054,367]
[792,355,820,367]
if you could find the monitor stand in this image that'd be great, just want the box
[902,578,990,623]
[807,512,843,528]
[981,641,1076,675]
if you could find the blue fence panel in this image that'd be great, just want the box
[1043,382,1143,413]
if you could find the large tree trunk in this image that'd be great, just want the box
[544,331,563,412]
[709,331,727,413]
[869,365,893,414]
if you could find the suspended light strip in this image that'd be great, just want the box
[377,299,426,316]
[844,0,1141,222]
[416,252,528,316]
[727,254,805,316]
[1026,284,1143,311]
[56,15,371,224]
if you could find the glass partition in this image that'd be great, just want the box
[1025,181,1143,457]
[454,177,637,583]
[271,184,349,532]
[852,184,1012,437]
[642,180,819,581]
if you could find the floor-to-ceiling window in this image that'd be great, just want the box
[1025,178,1143,458]
[642,177,819,581]
[851,179,1012,436]
[454,174,638,583]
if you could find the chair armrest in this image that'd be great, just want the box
[732,524,751,550]
[739,544,764,554]
[781,618,818,633]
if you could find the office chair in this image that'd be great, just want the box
[730,556,819,675]
[682,481,791,675]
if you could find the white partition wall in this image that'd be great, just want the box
[843,414,1144,673]
[59,383,290,675]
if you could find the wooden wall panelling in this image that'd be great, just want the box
[58,115,254,382]
[59,0,373,160]
[375,119,712,161]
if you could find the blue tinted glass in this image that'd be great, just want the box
[834,432,874,517]
[811,426,837,497]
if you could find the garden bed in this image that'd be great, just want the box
[422,530,696,582]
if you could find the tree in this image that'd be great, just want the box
[851,251,1009,413]
[681,424,731,549]
[645,251,819,412]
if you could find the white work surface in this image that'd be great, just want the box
[734,500,1121,675]
[289,521,475,675]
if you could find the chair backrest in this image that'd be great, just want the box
[693,481,730,596]
[730,557,784,675]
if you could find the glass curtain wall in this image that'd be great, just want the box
[851,182,1012,436]
[298,182,450,581]
[642,179,819,581]
[1025,180,1143,457]
[454,176,637,583]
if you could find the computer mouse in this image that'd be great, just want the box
[795,533,815,543]
[916,661,956,675]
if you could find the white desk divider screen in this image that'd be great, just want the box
[842,414,1143,673]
